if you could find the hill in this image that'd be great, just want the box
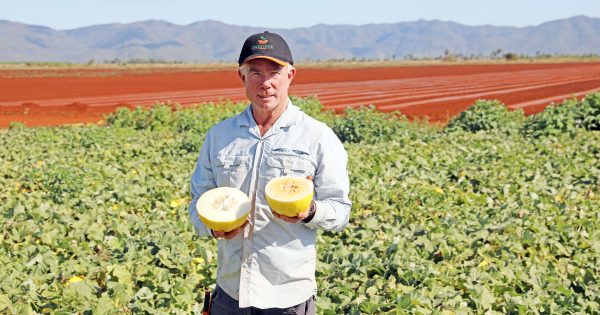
[1,16,600,62]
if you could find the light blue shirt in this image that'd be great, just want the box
[188,100,351,308]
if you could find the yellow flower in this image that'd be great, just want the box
[434,187,444,194]
[170,198,188,208]
[67,276,84,284]
[193,257,205,265]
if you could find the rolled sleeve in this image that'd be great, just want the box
[188,132,216,238]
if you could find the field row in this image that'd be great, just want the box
[1,63,599,127]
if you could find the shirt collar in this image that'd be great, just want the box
[236,98,299,129]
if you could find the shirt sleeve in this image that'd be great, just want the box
[188,130,217,238]
[304,128,351,231]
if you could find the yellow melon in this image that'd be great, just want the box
[196,187,251,232]
[265,176,314,217]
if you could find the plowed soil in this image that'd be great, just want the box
[1,62,600,127]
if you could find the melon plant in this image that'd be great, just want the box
[521,98,583,138]
[521,92,600,138]
[1,96,599,314]
[332,106,409,144]
[582,92,600,131]
[445,99,524,133]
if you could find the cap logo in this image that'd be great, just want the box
[252,35,273,50]
[257,35,269,45]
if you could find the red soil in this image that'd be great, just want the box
[1,63,599,128]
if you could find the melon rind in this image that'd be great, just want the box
[196,187,251,232]
[265,176,314,217]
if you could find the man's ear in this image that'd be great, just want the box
[288,67,297,81]
[238,69,245,84]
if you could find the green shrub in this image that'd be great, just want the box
[445,100,524,133]
[291,96,336,126]
[582,92,600,131]
[172,101,246,134]
[43,165,84,203]
[521,91,600,138]
[8,122,26,130]
[521,98,583,138]
[105,106,144,129]
[332,106,410,144]
[178,131,204,153]
[105,104,176,130]
[104,97,336,134]
[105,102,246,132]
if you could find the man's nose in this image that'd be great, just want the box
[259,75,273,88]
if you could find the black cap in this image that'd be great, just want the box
[238,31,293,66]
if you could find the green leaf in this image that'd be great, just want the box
[111,265,133,286]
[0,294,12,312]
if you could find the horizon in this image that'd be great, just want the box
[1,14,598,31]
[2,0,600,31]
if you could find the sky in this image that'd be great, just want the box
[1,0,599,30]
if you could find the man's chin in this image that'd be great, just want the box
[253,99,277,110]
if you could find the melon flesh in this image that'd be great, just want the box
[196,187,251,232]
[265,176,314,217]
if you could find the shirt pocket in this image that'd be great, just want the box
[265,148,314,178]
[214,154,251,188]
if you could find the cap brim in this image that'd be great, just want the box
[242,55,288,66]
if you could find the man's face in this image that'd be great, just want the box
[238,58,296,114]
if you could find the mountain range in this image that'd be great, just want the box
[1,16,599,63]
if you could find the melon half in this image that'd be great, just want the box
[196,187,251,232]
[265,176,314,217]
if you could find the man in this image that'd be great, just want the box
[189,31,351,314]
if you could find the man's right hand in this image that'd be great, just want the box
[212,220,248,240]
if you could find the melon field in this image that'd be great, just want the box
[1,95,599,314]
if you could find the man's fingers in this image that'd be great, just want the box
[297,210,308,219]
[272,212,283,219]
[214,220,248,240]
[272,210,304,223]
